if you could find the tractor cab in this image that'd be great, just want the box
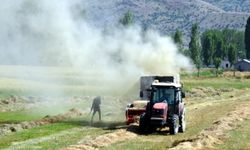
[151,83,179,105]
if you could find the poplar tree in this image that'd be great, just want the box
[173,29,183,53]
[245,16,250,59]
[201,32,214,66]
[189,23,201,77]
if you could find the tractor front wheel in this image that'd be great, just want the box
[139,113,148,134]
[169,114,179,135]
[179,110,186,133]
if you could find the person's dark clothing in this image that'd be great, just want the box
[91,96,101,124]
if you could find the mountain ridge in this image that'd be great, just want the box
[85,0,250,37]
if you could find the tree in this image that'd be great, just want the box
[214,57,221,76]
[183,48,190,57]
[222,29,235,45]
[228,44,237,67]
[173,29,183,53]
[228,44,237,76]
[201,31,214,66]
[245,16,250,59]
[119,11,133,27]
[235,31,245,59]
[212,33,224,76]
[189,23,201,77]
[221,29,245,59]
[214,34,224,59]
[201,29,244,67]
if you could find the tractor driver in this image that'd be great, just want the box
[159,90,174,104]
[159,90,169,102]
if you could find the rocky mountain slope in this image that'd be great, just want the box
[85,0,250,36]
[203,0,250,13]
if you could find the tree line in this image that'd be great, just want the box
[173,16,250,76]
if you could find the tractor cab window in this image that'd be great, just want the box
[152,87,175,104]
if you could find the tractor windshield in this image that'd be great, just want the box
[152,86,175,104]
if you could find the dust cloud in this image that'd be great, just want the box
[0,0,193,95]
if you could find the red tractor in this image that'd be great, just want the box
[139,75,186,135]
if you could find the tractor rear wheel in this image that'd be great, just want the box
[169,114,179,135]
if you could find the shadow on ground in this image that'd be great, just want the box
[59,117,171,136]
[60,119,127,130]
[127,124,171,135]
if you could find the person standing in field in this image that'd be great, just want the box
[90,96,101,124]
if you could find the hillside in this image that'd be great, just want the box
[1,0,250,66]
[85,0,250,36]
[203,0,250,13]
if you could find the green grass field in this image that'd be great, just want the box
[0,65,250,149]
[0,111,44,124]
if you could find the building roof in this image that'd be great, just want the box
[235,59,250,64]
[243,59,250,63]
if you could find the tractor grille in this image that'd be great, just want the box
[152,109,164,118]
